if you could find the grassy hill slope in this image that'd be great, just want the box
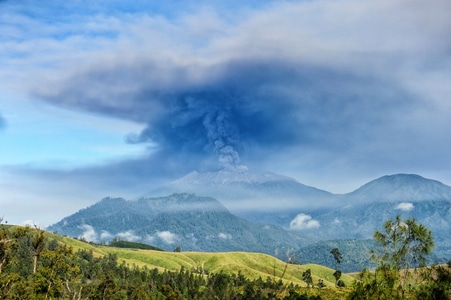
[50,232,354,287]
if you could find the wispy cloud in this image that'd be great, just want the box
[117,230,140,242]
[289,213,320,230]
[218,232,232,239]
[77,226,142,243]
[100,230,113,241]
[78,224,98,242]
[156,231,178,245]
[395,202,414,212]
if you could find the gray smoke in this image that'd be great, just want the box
[34,59,412,176]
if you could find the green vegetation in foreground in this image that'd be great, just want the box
[1,223,351,299]
[1,215,450,299]
[51,232,354,287]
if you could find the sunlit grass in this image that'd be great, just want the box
[50,232,355,288]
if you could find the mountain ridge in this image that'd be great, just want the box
[343,173,451,204]
[48,193,305,255]
[48,172,451,272]
[171,170,298,185]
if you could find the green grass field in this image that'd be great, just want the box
[51,233,355,288]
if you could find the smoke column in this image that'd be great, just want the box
[202,103,248,172]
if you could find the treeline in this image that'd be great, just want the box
[108,237,164,251]
[0,223,321,299]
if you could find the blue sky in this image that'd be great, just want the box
[1,0,451,226]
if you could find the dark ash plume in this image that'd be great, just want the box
[34,59,411,174]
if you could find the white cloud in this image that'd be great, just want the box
[289,213,320,230]
[100,230,113,241]
[395,202,414,212]
[156,231,178,245]
[22,220,37,227]
[145,234,155,243]
[117,230,140,242]
[78,224,97,242]
[218,232,232,239]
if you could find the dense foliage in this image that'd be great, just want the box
[0,223,327,299]
[347,216,451,300]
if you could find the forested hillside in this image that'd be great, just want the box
[0,222,350,299]
[1,218,450,299]
[48,193,306,254]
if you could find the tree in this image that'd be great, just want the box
[372,215,434,291]
[0,218,15,274]
[330,248,342,269]
[330,247,344,287]
[349,215,435,299]
[31,224,46,274]
[302,269,313,288]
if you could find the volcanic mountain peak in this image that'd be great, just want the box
[346,173,451,203]
[171,169,297,186]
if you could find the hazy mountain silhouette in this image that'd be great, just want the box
[49,173,451,270]
[48,193,304,254]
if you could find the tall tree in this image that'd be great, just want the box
[330,247,344,287]
[31,224,46,274]
[302,269,313,288]
[349,215,435,299]
[372,215,434,290]
[330,248,342,269]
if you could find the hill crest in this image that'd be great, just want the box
[344,173,451,203]
[48,193,304,254]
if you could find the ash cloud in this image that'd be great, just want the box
[34,59,411,175]
[8,0,451,195]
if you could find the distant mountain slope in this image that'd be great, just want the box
[48,173,451,272]
[343,174,451,204]
[306,200,451,242]
[157,170,336,208]
[150,170,338,226]
[287,174,451,267]
[171,170,297,186]
[48,193,304,254]
[312,174,451,243]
